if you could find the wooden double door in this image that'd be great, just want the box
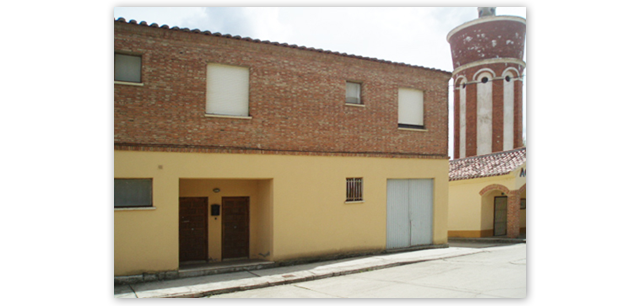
[179,196,250,262]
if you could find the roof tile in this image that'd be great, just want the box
[114,18,451,75]
[449,147,526,181]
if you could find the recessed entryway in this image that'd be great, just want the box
[178,179,273,264]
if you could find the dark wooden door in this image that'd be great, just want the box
[222,197,250,260]
[179,197,209,262]
[494,196,508,236]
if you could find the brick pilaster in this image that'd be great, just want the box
[507,190,521,238]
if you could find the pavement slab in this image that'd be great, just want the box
[115,247,485,298]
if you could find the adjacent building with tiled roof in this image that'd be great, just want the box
[447,147,527,238]
[447,147,528,239]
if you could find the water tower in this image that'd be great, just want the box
[447,7,526,158]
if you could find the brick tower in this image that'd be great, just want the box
[448,7,526,159]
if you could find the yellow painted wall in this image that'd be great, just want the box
[114,150,449,276]
[447,162,526,237]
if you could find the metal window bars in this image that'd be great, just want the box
[346,178,363,202]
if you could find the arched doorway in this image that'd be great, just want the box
[480,185,510,237]
[480,184,523,238]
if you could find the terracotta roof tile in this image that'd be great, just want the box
[114,18,451,75]
[449,147,526,181]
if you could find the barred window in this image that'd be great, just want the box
[346,178,363,202]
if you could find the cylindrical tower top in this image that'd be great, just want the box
[447,14,526,71]
[477,7,496,17]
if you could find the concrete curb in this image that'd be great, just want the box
[448,237,526,243]
[116,244,450,286]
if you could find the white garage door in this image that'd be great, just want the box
[386,179,433,249]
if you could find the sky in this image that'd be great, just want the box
[113,6,527,158]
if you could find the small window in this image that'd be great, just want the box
[346,178,363,202]
[114,179,152,208]
[346,82,362,104]
[114,53,142,83]
[520,198,526,210]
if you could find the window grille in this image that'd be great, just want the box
[346,178,363,202]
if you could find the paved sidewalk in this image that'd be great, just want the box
[114,247,485,298]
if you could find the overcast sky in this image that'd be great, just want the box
[113,6,527,158]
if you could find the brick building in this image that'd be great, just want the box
[114,18,452,278]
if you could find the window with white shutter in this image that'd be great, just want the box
[398,88,424,129]
[206,63,250,117]
[346,82,362,104]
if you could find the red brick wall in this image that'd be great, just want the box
[114,20,451,158]
[513,79,524,148]
[465,81,478,158]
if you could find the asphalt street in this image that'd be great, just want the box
[207,243,526,298]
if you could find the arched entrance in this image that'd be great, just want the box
[480,184,525,238]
